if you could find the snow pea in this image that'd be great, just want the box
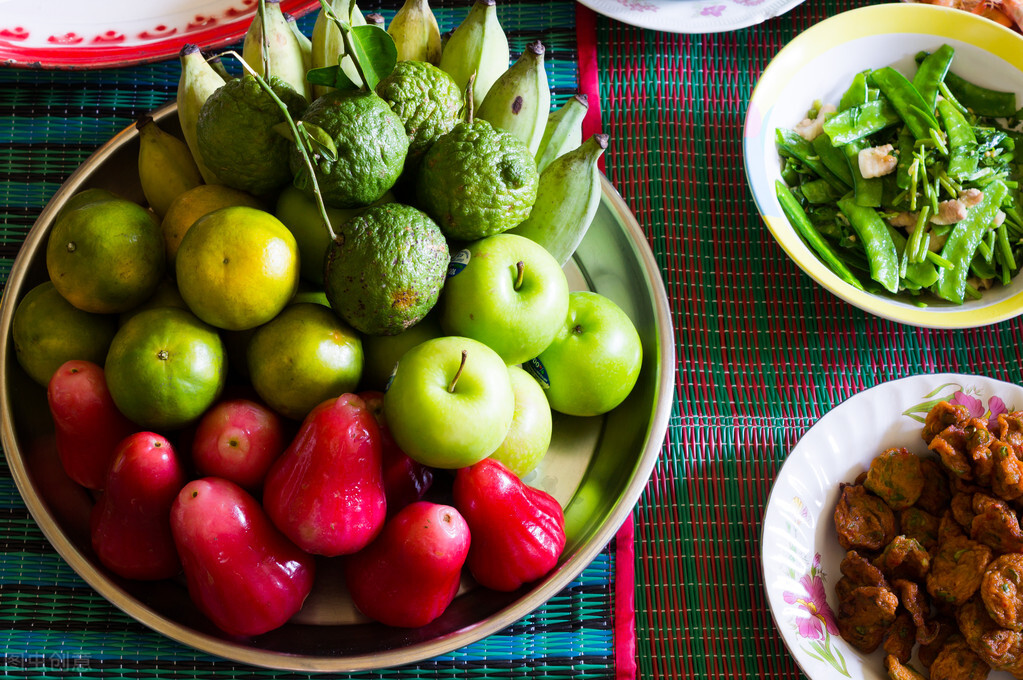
[799,178,841,204]
[839,71,869,112]
[836,196,900,293]
[775,129,848,191]
[812,134,854,187]
[869,67,941,141]
[912,44,953,113]
[822,99,901,145]
[895,126,915,191]
[937,99,978,181]
[945,70,1017,118]
[775,181,864,290]
[934,180,1009,302]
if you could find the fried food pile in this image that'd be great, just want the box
[834,400,1023,680]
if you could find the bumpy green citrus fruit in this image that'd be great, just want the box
[325,203,448,335]
[12,281,118,386]
[197,75,307,197]
[104,307,226,430]
[46,197,165,314]
[289,90,408,208]
[375,61,463,169]
[417,119,538,241]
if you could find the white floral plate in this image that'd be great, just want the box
[762,373,1023,679]
[575,0,807,34]
[0,0,319,69]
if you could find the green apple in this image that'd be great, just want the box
[384,336,514,468]
[532,291,642,417]
[276,186,395,285]
[360,313,442,391]
[440,233,569,365]
[489,365,553,477]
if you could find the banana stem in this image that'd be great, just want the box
[448,350,468,393]
[224,50,338,241]
[318,0,371,91]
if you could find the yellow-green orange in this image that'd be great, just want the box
[46,198,165,314]
[247,303,363,420]
[12,281,118,386]
[104,307,225,430]
[175,206,299,331]
[161,184,263,264]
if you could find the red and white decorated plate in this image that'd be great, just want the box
[0,0,320,69]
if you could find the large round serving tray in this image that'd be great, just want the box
[0,103,675,671]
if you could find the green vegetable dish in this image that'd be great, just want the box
[775,44,1023,305]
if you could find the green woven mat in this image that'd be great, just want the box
[0,3,624,678]
[592,0,1023,677]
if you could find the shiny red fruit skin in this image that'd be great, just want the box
[171,477,315,637]
[345,501,470,628]
[90,432,186,580]
[360,391,433,515]
[47,360,136,489]
[453,458,566,592]
[263,394,386,556]
[191,398,286,490]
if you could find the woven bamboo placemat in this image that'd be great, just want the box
[0,3,634,678]
[585,0,1023,676]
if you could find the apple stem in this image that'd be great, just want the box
[448,350,468,393]
[514,261,525,291]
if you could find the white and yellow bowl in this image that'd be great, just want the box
[743,3,1023,328]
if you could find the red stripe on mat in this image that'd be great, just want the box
[575,3,607,173]
[575,5,635,678]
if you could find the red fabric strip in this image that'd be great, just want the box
[574,3,606,173]
[615,516,638,680]
[576,8,634,676]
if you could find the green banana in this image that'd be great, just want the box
[206,53,234,82]
[243,0,311,101]
[284,11,313,73]
[388,0,442,65]
[439,0,509,108]
[177,44,226,185]
[509,133,608,265]
[535,94,588,173]
[137,116,203,218]
[311,0,367,98]
[477,40,550,156]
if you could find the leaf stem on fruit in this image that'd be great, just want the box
[223,50,338,241]
[465,72,476,124]
[258,0,270,81]
[449,350,468,393]
[318,0,371,92]
[514,261,525,291]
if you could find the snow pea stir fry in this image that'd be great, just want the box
[775,44,1023,304]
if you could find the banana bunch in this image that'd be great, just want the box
[535,94,588,173]
[510,134,608,265]
[177,44,225,185]
[388,0,442,65]
[477,41,550,156]
[311,0,367,98]
[243,0,312,101]
[439,0,509,107]
[137,116,203,218]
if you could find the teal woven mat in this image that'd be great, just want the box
[0,4,621,677]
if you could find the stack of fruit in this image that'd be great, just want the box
[10,0,644,637]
